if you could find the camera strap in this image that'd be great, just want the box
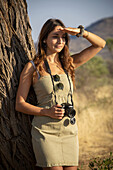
[44,59,57,104]
[44,59,74,106]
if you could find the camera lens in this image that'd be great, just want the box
[70,117,76,125]
[68,109,76,118]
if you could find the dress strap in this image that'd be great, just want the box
[30,60,40,79]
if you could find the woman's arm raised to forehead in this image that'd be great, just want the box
[71,30,106,68]
[60,27,106,69]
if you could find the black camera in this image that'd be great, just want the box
[61,103,76,125]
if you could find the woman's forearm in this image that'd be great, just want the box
[15,102,64,120]
[60,27,106,49]
[83,30,106,48]
[15,102,47,116]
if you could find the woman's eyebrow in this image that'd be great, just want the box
[52,33,66,36]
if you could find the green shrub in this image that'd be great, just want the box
[78,56,109,77]
[106,38,113,52]
[106,60,113,76]
[89,152,113,170]
[77,152,113,170]
[75,56,110,88]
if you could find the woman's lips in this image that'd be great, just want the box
[56,45,63,48]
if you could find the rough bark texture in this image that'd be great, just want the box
[0,0,38,169]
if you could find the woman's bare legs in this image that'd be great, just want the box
[63,166,78,170]
[43,166,77,170]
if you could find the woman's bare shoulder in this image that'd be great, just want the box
[21,61,35,76]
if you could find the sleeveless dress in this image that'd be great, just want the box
[31,61,79,167]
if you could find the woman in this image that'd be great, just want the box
[15,19,106,170]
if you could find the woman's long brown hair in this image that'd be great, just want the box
[33,18,75,85]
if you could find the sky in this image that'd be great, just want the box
[26,0,113,42]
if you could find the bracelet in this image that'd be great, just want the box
[85,31,89,38]
[76,25,84,37]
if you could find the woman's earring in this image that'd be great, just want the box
[43,41,47,50]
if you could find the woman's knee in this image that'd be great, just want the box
[63,166,78,170]
[43,166,63,170]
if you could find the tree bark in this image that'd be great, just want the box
[0,0,38,169]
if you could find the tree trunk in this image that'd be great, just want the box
[0,0,38,169]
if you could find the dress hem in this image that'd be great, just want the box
[36,162,79,167]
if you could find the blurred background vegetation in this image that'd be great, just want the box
[75,54,113,90]
[73,37,113,169]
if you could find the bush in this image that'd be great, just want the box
[77,152,113,170]
[78,56,109,77]
[88,152,113,170]
[106,60,113,76]
[75,56,110,88]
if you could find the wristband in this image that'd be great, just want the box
[76,25,84,37]
[85,31,89,38]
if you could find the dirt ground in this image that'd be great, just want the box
[74,85,113,169]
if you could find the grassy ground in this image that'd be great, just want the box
[73,56,113,169]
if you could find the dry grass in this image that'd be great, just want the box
[73,85,113,169]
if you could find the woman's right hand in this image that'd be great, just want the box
[59,27,80,36]
[46,104,65,119]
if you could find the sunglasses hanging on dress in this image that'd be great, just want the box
[44,59,76,125]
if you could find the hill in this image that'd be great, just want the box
[69,16,113,59]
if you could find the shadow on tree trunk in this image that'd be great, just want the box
[0,0,42,169]
[0,34,38,169]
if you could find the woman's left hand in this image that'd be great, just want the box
[60,27,80,36]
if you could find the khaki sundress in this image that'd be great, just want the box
[31,63,79,167]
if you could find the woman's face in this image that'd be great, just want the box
[45,26,66,55]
